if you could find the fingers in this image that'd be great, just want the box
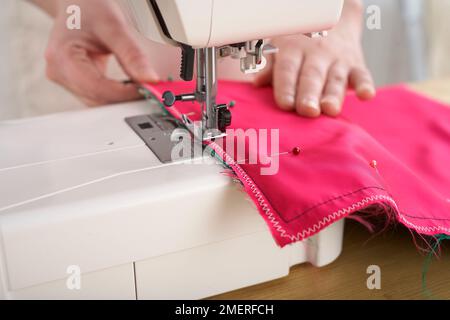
[101,25,160,84]
[349,67,376,100]
[47,46,141,106]
[321,62,349,117]
[295,55,329,117]
[272,51,303,110]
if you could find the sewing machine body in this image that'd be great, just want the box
[120,0,344,48]
[0,101,344,299]
[0,0,346,300]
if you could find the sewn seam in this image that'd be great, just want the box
[209,142,449,242]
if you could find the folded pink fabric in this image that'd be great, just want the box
[145,81,450,247]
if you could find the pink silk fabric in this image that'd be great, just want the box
[145,81,450,247]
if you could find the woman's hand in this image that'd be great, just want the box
[43,0,159,106]
[255,0,375,117]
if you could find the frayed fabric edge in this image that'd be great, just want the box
[209,141,450,248]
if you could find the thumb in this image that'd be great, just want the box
[60,47,143,106]
[103,27,160,84]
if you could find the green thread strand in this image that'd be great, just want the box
[422,234,450,299]
[139,87,170,116]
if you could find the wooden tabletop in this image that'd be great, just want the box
[212,79,450,300]
[410,78,450,104]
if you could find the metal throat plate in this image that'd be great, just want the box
[126,113,189,164]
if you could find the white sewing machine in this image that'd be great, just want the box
[0,0,344,299]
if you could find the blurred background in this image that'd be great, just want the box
[0,0,449,120]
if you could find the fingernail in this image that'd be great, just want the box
[134,65,160,83]
[357,84,376,98]
[321,96,340,108]
[146,70,160,83]
[301,97,320,110]
[284,95,295,107]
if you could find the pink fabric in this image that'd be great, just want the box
[145,81,450,247]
